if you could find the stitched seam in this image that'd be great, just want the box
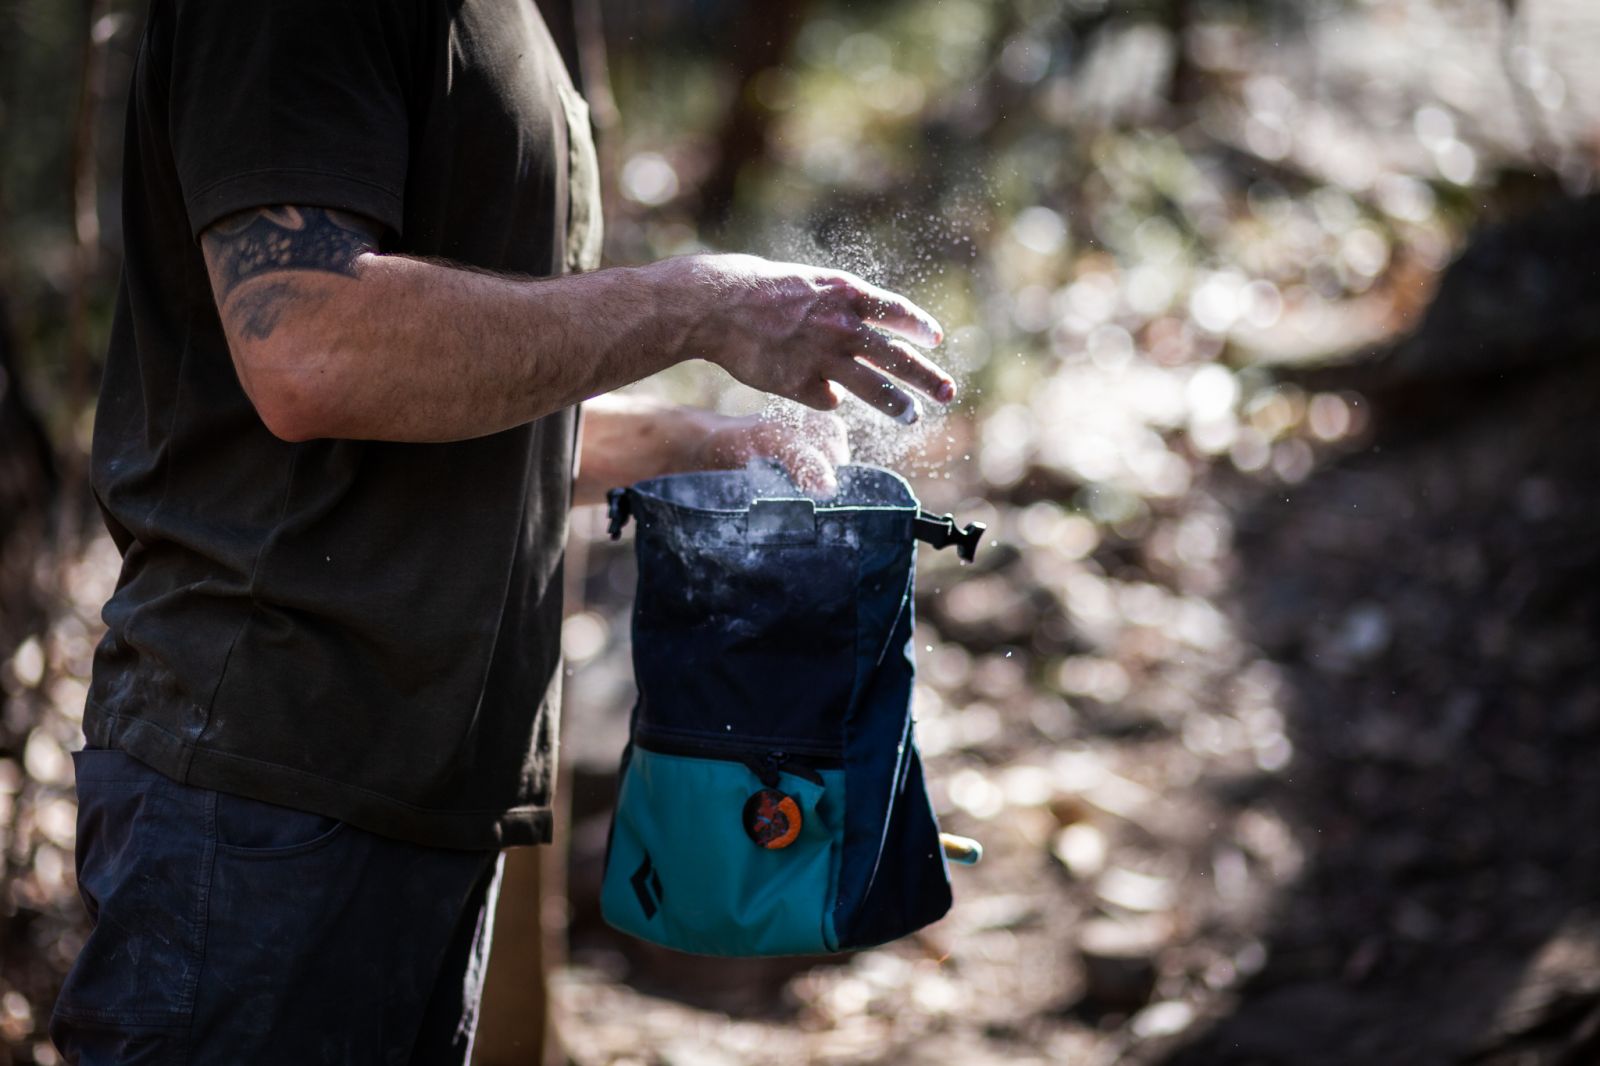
[89,703,550,818]
[213,821,348,859]
[840,552,915,937]
[182,789,216,1065]
[192,446,301,757]
[139,220,202,646]
[50,1006,189,1027]
[186,166,402,202]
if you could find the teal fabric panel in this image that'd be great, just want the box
[601,748,846,957]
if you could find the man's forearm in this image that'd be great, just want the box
[202,205,952,446]
[227,251,683,443]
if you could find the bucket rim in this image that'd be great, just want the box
[627,463,920,517]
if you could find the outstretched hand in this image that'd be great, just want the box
[691,408,852,498]
[655,254,955,424]
[571,396,851,505]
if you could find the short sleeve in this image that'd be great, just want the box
[167,0,415,240]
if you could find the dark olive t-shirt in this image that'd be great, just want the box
[86,0,602,848]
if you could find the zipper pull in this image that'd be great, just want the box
[745,752,782,788]
[745,751,827,788]
[771,751,826,786]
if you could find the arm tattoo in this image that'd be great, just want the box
[203,205,378,300]
[231,280,329,341]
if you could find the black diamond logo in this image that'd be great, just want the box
[630,853,664,920]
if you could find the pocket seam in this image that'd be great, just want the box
[212,819,348,860]
[50,1004,190,1028]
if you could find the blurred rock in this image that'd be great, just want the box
[1076,917,1167,1010]
[1096,867,1176,914]
[1052,823,1109,881]
[1130,999,1195,1040]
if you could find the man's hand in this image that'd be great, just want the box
[689,408,850,497]
[651,254,955,424]
[572,395,850,504]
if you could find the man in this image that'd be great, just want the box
[51,1,952,1062]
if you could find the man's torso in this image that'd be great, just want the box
[87,0,601,848]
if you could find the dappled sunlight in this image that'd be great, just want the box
[5,0,1600,1062]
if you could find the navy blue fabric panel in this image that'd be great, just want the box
[631,527,856,745]
[844,744,951,948]
[833,539,933,947]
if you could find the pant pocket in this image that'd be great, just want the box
[53,769,211,1029]
[212,789,345,856]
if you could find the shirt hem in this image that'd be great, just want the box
[84,702,552,851]
[183,167,406,241]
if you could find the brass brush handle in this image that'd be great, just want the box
[940,833,983,865]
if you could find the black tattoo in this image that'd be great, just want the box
[231,281,299,341]
[203,206,377,299]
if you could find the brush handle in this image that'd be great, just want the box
[940,833,983,865]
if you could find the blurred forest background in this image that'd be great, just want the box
[5,0,1600,1063]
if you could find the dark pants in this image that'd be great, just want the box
[50,749,502,1065]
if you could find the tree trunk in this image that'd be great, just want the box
[0,294,57,666]
[693,0,813,234]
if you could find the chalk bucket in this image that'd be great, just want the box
[599,464,983,956]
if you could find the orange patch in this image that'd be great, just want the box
[743,789,802,849]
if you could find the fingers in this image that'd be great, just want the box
[781,441,840,498]
[752,411,849,497]
[825,356,922,424]
[694,411,849,499]
[853,328,957,404]
[793,377,845,413]
[845,279,944,348]
[811,273,954,410]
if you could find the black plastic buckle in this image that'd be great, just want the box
[606,488,632,540]
[913,511,986,563]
